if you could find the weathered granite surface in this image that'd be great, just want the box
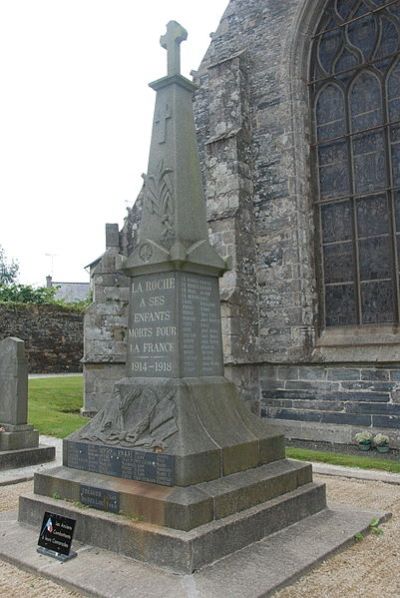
[33,458,312,531]
[19,480,326,573]
[0,337,28,426]
[65,376,285,486]
[0,337,55,467]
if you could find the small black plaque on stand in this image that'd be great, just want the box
[37,511,77,562]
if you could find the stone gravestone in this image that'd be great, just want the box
[0,337,55,467]
[19,22,328,572]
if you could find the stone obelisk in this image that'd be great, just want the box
[20,23,326,572]
[62,20,285,487]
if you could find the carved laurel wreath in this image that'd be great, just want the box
[143,160,175,241]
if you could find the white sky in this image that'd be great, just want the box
[0,0,228,286]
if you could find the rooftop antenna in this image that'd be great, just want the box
[45,253,57,277]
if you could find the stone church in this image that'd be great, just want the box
[83,0,400,447]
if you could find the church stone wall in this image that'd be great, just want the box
[193,0,317,366]
[261,365,400,447]
[192,0,400,446]
[82,196,143,415]
[82,248,130,415]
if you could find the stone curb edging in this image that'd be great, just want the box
[1,459,399,489]
[0,436,62,487]
[310,461,400,486]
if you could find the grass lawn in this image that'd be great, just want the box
[286,446,400,474]
[28,376,87,438]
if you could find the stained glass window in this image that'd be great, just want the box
[311,0,400,327]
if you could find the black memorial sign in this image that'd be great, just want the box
[80,485,120,513]
[65,440,175,486]
[38,511,76,557]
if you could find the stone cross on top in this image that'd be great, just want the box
[160,20,188,76]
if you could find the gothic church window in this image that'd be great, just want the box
[311,0,400,326]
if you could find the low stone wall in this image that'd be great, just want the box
[0,304,84,373]
[260,364,400,448]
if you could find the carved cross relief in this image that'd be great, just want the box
[155,104,171,144]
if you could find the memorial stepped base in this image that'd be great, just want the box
[0,445,55,470]
[19,476,326,573]
[32,458,313,531]
[0,424,39,451]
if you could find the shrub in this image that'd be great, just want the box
[0,284,91,310]
[0,284,57,304]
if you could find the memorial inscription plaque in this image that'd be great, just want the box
[127,271,223,378]
[128,272,178,377]
[65,440,175,486]
[80,485,120,513]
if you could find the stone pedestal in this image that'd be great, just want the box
[0,423,38,451]
[0,337,55,469]
[20,466,326,573]
[0,337,29,426]
[20,371,327,572]
[65,376,285,486]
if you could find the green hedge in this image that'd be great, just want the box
[0,284,90,311]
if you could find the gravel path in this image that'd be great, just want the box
[0,561,79,598]
[0,475,399,597]
[276,474,400,597]
[0,481,78,598]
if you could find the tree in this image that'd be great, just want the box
[0,245,19,285]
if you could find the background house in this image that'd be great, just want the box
[46,275,90,303]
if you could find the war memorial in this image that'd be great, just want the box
[0,21,385,596]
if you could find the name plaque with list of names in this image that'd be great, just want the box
[180,273,223,377]
[65,440,175,486]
